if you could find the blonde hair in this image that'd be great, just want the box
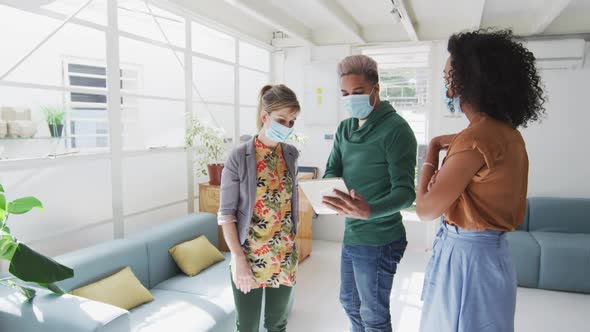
[256,84,300,131]
[337,55,379,84]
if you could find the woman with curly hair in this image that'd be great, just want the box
[416,29,546,332]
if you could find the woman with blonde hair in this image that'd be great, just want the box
[218,84,301,332]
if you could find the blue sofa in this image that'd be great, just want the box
[0,213,238,332]
[507,197,590,293]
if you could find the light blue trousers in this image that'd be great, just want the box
[420,222,517,332]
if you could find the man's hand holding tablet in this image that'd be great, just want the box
[322,189,371,220]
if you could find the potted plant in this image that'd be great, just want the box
[0,184,74,300]
[288,132,308,153]
[42,106,66,138]
[186,116,227,185]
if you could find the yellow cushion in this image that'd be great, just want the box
[169,235,225,276]
[70,266,154,310]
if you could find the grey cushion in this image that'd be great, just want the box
[129,289,234,332]
[506,230,540,288]
[153,253,231,298]
[532,231,590,293]
[54,239,149,291]
[515,200,530,231]
[528,197,590,234]
[127,213,218,288]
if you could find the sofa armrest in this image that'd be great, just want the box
[0,286,130,332]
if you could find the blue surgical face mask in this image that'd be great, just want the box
[265,116,294,143]
[444,85,462,113]
[342,86,376,119]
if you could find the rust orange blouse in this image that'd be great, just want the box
[444,114,529,231]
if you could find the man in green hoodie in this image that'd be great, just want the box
[322,54,417,332]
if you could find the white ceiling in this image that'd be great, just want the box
[169,0,590,47]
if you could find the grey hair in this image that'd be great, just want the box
[337,55,379,84]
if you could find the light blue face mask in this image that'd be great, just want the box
[265,116,294,143]
[342,86,376,119]
[444,85,462,113]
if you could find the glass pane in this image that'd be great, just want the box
[378,67,428,145]
[68,63,106,76]
[193,57,234,103]
[1,11,106,87]
[0,3,105,79]
[192,22,235,63]
[193,103,234,143]
[240,68,269,106]
[123,99,185,150]
[239,41,269,72]
[239,106,258,142]
[118,0,185,48]
[43,0,108,27]
[120,37,185,99]
[69,76,107,88]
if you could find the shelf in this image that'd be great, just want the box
[0,136,70,141]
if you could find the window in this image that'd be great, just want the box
[379,67,428,143]
[0,0,273,160]
[238,42,270,140]
[192,22,235,63]
[64,61,139,149]
[363,46,429,145]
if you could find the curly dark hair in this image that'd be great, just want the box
[447,29,546,128]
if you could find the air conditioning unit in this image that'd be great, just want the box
[524,39,586,70]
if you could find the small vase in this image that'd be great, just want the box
[207,164,224,185]
[48,124,64,138]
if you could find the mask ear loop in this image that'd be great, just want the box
[368,86,377,108]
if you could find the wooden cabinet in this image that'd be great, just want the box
[198,183,224,249]
[199,172,314,263]
[295,173,314,263]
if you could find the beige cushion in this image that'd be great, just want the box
[169,235,225,276]
[6,120,37,138]
[1,107,31,121]
[70,266,154,310]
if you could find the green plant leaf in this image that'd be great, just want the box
[9,243,74,283]
[0,235,18,261]
[37,282,66,294]
[0,184,4,193]
[4,280,37,300]
[7,197,43,215]
[0,194,6,220]
[1,225,10,234]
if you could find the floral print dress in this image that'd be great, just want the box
[242,138,298,289]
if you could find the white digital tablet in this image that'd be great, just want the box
[299,178,349,215]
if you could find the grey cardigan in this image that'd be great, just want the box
[218,137,300,245]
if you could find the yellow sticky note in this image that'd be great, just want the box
[316,87,323,94]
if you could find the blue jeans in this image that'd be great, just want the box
[340,237,407,332]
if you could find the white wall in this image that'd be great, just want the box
[428,41,590,199]
[520,43,590,198]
